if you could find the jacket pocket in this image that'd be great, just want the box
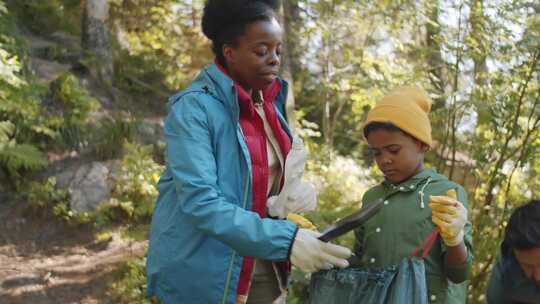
[425,274,448,303]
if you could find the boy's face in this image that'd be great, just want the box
[514,247,540,285]
[367,128,427,183]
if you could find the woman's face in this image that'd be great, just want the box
[223,17,282,91]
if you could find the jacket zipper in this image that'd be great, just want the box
[221,142,251,304]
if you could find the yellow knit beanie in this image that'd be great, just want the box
[363,86,433,147]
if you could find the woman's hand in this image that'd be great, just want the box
[267,180,316,218]
[290,229,352,273]
[267,134,317,218]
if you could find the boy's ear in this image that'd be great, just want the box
[415,139,429,152]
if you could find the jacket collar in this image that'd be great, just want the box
[195,61,287,116]
[202,63,238,110]
[167,61,289,131]
[213,60,282,119]
[382,168,446,192]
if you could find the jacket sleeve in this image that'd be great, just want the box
[442,184,474,283]
[352,187,379,264]
[486,253,504,304]
[165,93,297,261]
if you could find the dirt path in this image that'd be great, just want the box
[0,201,146,304]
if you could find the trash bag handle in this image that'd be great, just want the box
[410,228,440,258]
[318,198,385,242]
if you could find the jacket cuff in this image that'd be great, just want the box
[286,226,300,261]
[444,248,473,283]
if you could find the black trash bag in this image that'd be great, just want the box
[309,229,439,304]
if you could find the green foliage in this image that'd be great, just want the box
[0,47,24,87]
[92,143,163,301]
[98,142,164,302]
[8,0,81,35]
[94,142,163,227]
[0,141,47,176]
[0,2,48,186]
[293,0,424,153]
[24,177,93,224]
[0,120,11,142]
[111,258,149,303]
[0,119,47,183]
[432,3,540,302]
[111,256,161,304]
[90,113,137,160]
[0,2,97,186]
[47,72,100,149]
[110,0,211,91]
[0,72,99,187]
[23,142,163,226]
[466,55,540,304]
[25,177,69,216]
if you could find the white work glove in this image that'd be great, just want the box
[267,134,317,218]
[290,229,352,273]
[429,189,468,247]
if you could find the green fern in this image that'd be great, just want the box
[0,121,14,144]
[0,143,47,173]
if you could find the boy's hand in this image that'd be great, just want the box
[287,213,317,230]
[429,189,468,247]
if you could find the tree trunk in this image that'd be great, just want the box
[470,0,488,86]
[424,1,450,173]
[82,0,114,85]
[470,0,490,127]
[279,1,301,126]
[425,0,445,110]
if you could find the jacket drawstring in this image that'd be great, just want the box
[418,177,432,209]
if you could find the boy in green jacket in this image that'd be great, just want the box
[353,87,473,303]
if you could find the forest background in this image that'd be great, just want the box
[0,0,539,303]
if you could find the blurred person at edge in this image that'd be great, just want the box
[487,200,540,304]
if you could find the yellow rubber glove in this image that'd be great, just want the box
[429,189,468,247]
[287,213,317,230]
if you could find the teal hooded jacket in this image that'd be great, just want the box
[146,63,298,304]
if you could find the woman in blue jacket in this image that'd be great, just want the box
[146,1,352,303]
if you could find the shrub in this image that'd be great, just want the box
[91,113,137,160]
[47,72,100,150]
[111,256,162,304]
[94,142,163,227]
